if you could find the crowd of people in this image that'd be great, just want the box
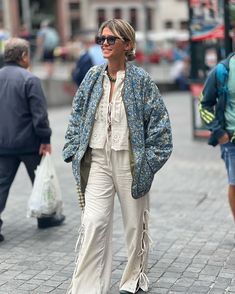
[0,19,192,92]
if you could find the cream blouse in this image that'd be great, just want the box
[89,70,129,150]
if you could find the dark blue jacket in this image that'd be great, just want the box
[199,53,235,146]
[71,51,93,87]
[0,63,51,155]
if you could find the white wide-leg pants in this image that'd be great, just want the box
[68,147,150,294]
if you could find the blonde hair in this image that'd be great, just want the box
[98,19,136,61]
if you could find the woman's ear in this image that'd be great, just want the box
[124,41,132,52]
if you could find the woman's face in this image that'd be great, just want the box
[100,27,130,62]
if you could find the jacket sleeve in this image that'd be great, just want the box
[64,61,100,164]
[62,86,85,163]
[144,79,173,174]
[26,76,51,143]
[199,65,226,144]
[63,66,98,162]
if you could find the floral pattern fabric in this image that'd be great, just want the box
[63,62,173,200]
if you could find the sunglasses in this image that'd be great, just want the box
[95,35,129,46]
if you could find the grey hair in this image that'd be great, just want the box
[4,38,29,63]
[98,19,136,61]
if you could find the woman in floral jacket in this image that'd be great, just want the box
[63,19,173,294]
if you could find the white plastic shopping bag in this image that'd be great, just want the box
[27,153,63,218]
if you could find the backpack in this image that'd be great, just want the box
[216,62,228,95]
[43,28,59,51]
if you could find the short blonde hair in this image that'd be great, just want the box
[98,19,136,61]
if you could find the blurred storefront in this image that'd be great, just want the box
[0,0,80,44]
[188,0,235,139]
[0,0,189,45]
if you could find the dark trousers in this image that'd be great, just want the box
[0,154,41,217]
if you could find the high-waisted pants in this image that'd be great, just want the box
[68,147,150,294]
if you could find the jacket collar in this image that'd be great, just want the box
[221,52,235,70]
[4,61,23,68]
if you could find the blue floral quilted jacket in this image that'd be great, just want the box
[63,62,173,199]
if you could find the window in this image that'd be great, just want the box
[71,18,81,36]
[129,8,137,30]
[69,3,80,11]
[114,8,122,19]
[180,20,188,30]
[146,7,153,30]
[165,21,173,29]
[97,9,106,27]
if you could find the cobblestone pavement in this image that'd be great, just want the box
[0,91,235,294]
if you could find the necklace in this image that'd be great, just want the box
[107,69,116,83]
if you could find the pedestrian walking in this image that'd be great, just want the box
[0,38,65,242]
[199,52,235,226]
[63,19,172,294]
[35,20,59,77]
[0,22,10,68]
[71,30,105,87]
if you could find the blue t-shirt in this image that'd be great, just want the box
[225,57,235,132]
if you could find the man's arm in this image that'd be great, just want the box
[199,65,227,145]
[144,79,173,174]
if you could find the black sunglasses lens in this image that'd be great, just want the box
[107,36,116,45]
[96,36,117,45]
[96,36,104,45]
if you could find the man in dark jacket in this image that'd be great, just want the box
[0,38,65,242]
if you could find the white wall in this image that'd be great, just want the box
[82,0,188,34]
[156,0,188,31]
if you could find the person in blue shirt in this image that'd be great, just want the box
[36,20,59,77]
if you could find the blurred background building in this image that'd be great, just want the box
[0,0,189,45]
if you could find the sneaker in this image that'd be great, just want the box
[37,214,65,229]
[0,233,4,242]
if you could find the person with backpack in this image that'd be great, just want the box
[0,22,10,68]
[199,52,235,225]
[36,20,59,77]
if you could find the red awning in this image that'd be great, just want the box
[190,0,200,5]
[192,24,224,41]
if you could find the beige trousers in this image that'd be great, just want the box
[68,146,150,294]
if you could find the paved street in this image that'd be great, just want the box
[0,90,235,294]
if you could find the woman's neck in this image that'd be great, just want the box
[107,61,125,75]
